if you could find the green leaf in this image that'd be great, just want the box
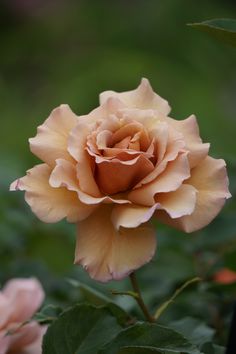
[67,279,131,326]
[106,302,132,327]
[68,279,132,326]
[188,19,236,47]
[67,278,112,305]
[154,277,201,320]
[42,304,123,354]
[201,342,225,354]
[34,304,63,325]
[169,317,215,346]
[116,349,161,354]
[223,248,236,271]
[99,323,201,354]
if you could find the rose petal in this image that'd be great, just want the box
[78,97,125,126]
[100,78,171,115]
[8,322,41,351]
[0,294,11,329]
[110,122,143,146]
[10,164,89,223]
[111,204,159,229]
[134,122,185,188]
[0,331,10,354]
[120,107,159,129]
[50,159,130,205]
[167,115,210,168]
[155,156,231,232]
[96,130,113,149]
[3,278,44,323]
[29,105,78,166]
[22,326,47,354]
[151,122,169,163]
[49,159,96,218]
[156,184,197,218]
[114,136,132,149]
[129,153,190,206]
[96,154,154,195]
[75,205,157,282]
[68,122,102,197]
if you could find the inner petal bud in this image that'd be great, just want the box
[95,155,155,195]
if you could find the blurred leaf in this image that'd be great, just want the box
[43,304,123,354]
[34,304,63,325]
[100,323,201,354]
[107,302,132,327]
[66,279,131,325]
[67,279,112,305]
[201,342,225,354]
[169,317,215,346]
[188,19,236,47]
[154,277,201,320]
[224,249,236,271]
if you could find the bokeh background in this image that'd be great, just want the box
[1,0,236,349]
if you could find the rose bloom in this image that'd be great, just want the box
[11,79,231,282]
[214,268,236,285]
[0,278,45,354]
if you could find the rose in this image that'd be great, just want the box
[10,78,231,282]
[213,268,236,284]
[0,278,45,354]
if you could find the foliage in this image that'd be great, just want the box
[189,19,236,47]
[1,0,236,353]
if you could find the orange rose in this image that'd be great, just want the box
[10,79,231,282]
[214,268,236,284]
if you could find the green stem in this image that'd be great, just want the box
[129,272,155,323]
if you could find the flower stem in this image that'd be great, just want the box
[129,272,155,323]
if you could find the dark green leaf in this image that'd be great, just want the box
[106,302,132,327]
[201,342,225,354]
[224,249,236,271]
[99,322,201,354]
[34,304,63,325]
[67,279,131,326]
[68,279,112,305]
[42,304,122,354]
[117,349,162,354]
[169,317,215,346]
[188,19,236,47]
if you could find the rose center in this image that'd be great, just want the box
[86,124,156,195]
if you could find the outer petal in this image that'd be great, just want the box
[0,331,10,354]
[0,294,11,329]
[100,78,171,115]
[156,184,197,218]
[75,205,157,282]
[49,158,97,215]
[111,204,159,230]
[50,159,130,206]
[3,278,44,323]
[128,153,190,206]
[8,322,41,352]
[156,156,231,232]
[10,164,90,223]
[22,326,47,354]
[167,115,210,168]
[29,104,78,166]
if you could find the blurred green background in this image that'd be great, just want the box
[1,0,236,348]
